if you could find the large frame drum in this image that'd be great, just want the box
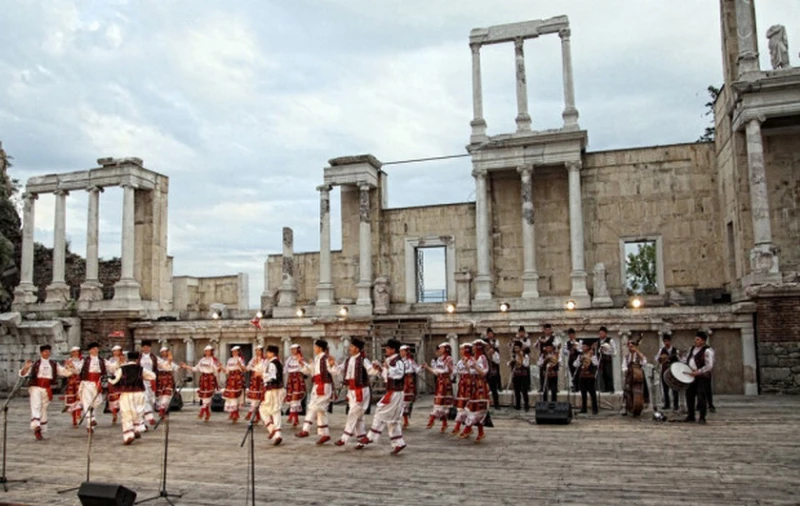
[664,362,694,391]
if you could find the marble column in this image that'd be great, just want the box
[356,183,373,306]
[470,42,488,142]
[113,183,141,301]
[559,27,579,128]
[80,185,104,301]
[740,325,758,395]
[518,165,539,298]
[45,189,71,302]
[13,192,38,304]
[282,336,292,359]
[744,118,780,281]
[316,184,334,306]
[277,227,297,307]
[567,161,589,296]
[734,0,759,75]
[473,169,492,300]
[514,37,532,132]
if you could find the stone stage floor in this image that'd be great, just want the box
[0,394,798,505]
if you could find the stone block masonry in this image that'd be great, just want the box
[755,292,800,394]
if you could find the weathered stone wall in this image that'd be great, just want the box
[764,131,800,275]
[173,274,247,312]
[582,142,725,298]
[755,293,800,394]
[80,316,135,351]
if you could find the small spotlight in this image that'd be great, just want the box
[256,311,264,319]
[499,302,510,312]
[211,312,220,320]
[565,300,576,311]
[631,297,643,309]
[295,308,305,318]
[445,302,456,314]
[338,306,349,317]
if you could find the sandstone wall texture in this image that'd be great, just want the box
[756,294,800,394]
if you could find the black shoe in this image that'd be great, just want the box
[709,406,716,413]
[661,405,670,410]
[579,409,587,414]
[524,406,530,412]
[514,406,520,411]
[698,419,707,425]
[682,417,696,423]
[673,406,679,412]
[592,411,598,415]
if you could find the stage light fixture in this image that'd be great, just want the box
[211,311,220,320]
[565,300,576,311]
[499,302,510,312]
[631,297,643,309]
[339,306,349,317]
[256,311,264,319]
[295,308,305,318]
[445,302,456,314]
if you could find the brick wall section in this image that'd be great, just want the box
[756,295,800,394]
[80,317,137,352]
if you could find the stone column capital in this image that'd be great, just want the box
[53,189,69,197]
[22,191,38,202]
[566,160,582,172]
[470,42,481,54]
[182,337,194,345]
[559,27,571,40]
[316,184,333,194]
[86,185,104,194]
[281,336,292,344]
[471,168,487,180]
[357,182,372,193]
[516,165,533,180]
[120,182,138,190]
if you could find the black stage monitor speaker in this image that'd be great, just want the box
[534,401,573,425]
[210,392,225,412]
[78,481,137,506]
[169,391,184,412]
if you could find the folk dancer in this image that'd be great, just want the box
[574,342,599,414]
[331,337,372,447]
[156,347,179,417]
[421,342,454,432]
[78,342,107,433]
[181,345,221,421]
[105,345,125,424]
[597,327,617,393]
[540,343,561,402]
[451,343,474,436]
[63,346,83,427]
[622,340,649,416]
[285,343,307,427]
[485,339,502,409]
[399,345,421,428]
[245,345,266,422]
[509,341,531,411]
[19,345,72,440]
[296,340,333,444]
[684,331,714,424]
[223,346,247,423]
[259,345,286,446]
[108,351,156,445]
[562,328,582,392]
[138,340,159,425]
[356,339,407,454]
[459,339,490,442]
[655,334,679,411]
[535,324,558,393]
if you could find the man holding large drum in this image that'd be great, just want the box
[684,331,714,424]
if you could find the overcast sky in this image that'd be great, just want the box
[1,0,798,308]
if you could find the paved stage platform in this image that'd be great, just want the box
[0,395,798,505]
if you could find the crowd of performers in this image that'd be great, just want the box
[19,325,716,447]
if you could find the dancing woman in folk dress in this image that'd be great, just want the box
[285,343,307,427]
[223,346,247,423]
[181,345,221,422]
[421,342,454,432]
[451,343,475,436]
[460,339,490,442]
[399,345,422,429]
[63,346,83,427]
[105,345,125,424]
[245,345,266,422]
[155,347,179,417]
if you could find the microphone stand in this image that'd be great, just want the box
[240,395,263,506]
[58,383,104,495]
[137,376,191,505]
[1,375,28,492]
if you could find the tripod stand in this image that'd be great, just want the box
[137,377,191,505]
[58,381,104,494]
[240,396,263,506]
[2,375,28,492]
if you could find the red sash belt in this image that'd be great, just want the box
[84,373,102,384]
[312,374,330,395]
[347,379,364,402]
[33,379,54,401]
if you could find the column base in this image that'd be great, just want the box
[470,118,488,144]
[13,283,38,305]
[79,281,104,302]
[521,272,539,298]
[570,271,589,297]
[316,283,335,307]
[45,282,71,303]
[474,275,493,301]
[515,114,531,132]
[591,295,614,308]
[562,108,579,129]
[356,281,373,307]
[277,287,297,308]
[112,278,141,302]
[744,245,781,286]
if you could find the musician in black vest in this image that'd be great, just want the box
[536,324,558,393]
[562,328,582,393]
[573,342,599,414]
[19,344,72,440]
[655,334,679,411]
[508,341,531,411]
[332,337,373,447]
[108,351,156,445]
[684,331,714,424]
[597,327,617,393]
[485,336,502,409]
[259,345,286,446]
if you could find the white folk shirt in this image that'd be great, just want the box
[490,351,500,366]
[301,354,327,377]
[81,356,103,374]
[622,352,647,374]
[20,359,69,379]
[599,338,618,357]
[157,357,179,373]
[258,358,280,384]
[509,353,531,369]
[403,358,421,375]
[225,356,245,373]
[654,345,677,364]
[562,339,583,358]
[333,355,373,381]
[66,357,82,373]
[108,362,156,385]
[572,354,599,369]
[455,359,470,379]
[105,357,122,376]
[139,353,156,373]
[430,356,453,376]
[382,354,405,382]
[687,346,714,375]
[247,357,264,376]
[191,357,219,374]
[285,355,303,374]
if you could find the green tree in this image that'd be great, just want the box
[697,85,721,143]
[626,242,657,295]
[0,142,21,310]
